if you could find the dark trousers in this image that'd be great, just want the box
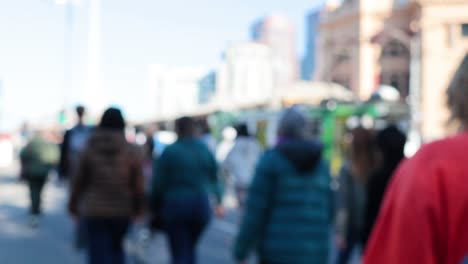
[84,218,130,264]
[75,219,88,250]
[162,194,211,264]
[27,177,47,215]
[337,232,361,264]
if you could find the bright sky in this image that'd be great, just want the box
[0,0,325,130]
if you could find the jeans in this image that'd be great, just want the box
[27,177,47,215]
[84,218,130,264]
[162,194,211,264]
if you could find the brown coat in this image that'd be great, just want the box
[69,130,144,218]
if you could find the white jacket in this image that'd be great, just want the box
[222,137,262,187]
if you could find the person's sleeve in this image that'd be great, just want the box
[19,144,31,164]
[68,150,89,216]
[131,147,145,216]
[58,130,70,179]
[335,166,350,237]
[208,148,223,204]
[19,144,32,179]
[363,160,440,264]
[150,148,169,210]
[233,152,274,261]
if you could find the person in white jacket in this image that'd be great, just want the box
[223,123,262,208]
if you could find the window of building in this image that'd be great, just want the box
[382,40,409,58]
[462,23,468,37]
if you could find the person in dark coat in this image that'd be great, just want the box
[69,107,145,264]
[59,105,93,180]
[335,127,376,264]
[363,125,406,245]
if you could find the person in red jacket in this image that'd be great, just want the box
[363,56,468,264]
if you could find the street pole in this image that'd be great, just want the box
[64,1,74,112]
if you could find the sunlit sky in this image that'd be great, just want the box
[0,0,325,130]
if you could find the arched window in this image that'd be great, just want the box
[379,39,410,97]
[331,50,352,89]
[382,40,409,58]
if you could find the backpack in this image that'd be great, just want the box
[21,138,59,177]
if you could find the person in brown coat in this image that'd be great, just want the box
[69,107,144,264]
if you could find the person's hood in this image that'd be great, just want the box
[276,139,323,175]
[87,129,127,155]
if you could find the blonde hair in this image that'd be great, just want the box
[447,56,468,128]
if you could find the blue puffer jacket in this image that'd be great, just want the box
[233,139,332,264]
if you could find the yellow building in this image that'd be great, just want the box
[316,0,468,141]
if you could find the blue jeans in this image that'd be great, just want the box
[84,218,130,264]
[162,194,211,264]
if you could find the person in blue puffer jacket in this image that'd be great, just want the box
[233,107,333,264]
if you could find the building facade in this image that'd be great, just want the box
[147,64,206,120]
[252,15,299,86]
[198,71,217,105]
[302,9,322,80]
[216,42,275,110]
[316,0,468,141]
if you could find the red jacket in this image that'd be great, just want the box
[364,133,468,264]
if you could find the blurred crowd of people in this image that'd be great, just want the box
[16,64,468,264]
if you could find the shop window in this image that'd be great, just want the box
[462,24,468,37]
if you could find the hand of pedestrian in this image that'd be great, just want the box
[215,206,225,219]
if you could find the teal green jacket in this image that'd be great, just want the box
[234,140,332,264]
[151,138,222,205]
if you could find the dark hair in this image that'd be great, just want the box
[376,125,406,165]
[198,118,211,134]
[235,123,249,137]
[278,107,307,139]
[175,117,195,138]
[99,107,125,132]
[349,126,376,183]
[76,105,85,118]
[447,55,468,127]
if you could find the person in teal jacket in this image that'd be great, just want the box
[151,117,223,264]
[233,107,332,264]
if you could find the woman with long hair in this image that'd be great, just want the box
[69,107,144,264]
[335,126,376,264]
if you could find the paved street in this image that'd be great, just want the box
[0,166,355,264]
[0,165,239,264]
